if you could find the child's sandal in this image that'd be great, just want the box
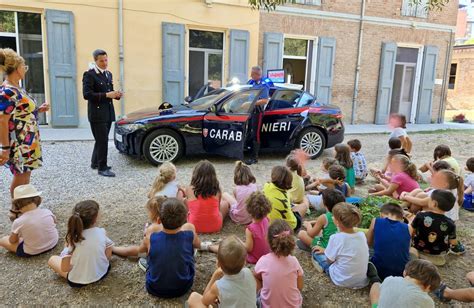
[433,283,451,303]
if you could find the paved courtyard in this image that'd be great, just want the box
[0,131,473,306]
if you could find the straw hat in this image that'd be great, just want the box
[13,184,42,200]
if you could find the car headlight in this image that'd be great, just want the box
[120,123,144,132]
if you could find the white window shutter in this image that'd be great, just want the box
[416,1,428,18]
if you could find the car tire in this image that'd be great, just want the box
[296,127,326,159]
[142,129,184,165]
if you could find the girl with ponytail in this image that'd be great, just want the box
[48,200,114,287]
[220,160,258,225]
[401,169,464,221]
[369,155,419,199]
[148,162,183,199]
[254,219,304,308]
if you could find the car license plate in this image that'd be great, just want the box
[115,132,123,142]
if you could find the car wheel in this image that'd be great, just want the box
[296,127,326,159]
[143,129,184,165]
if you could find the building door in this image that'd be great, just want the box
[390,47,419,122]
[188,30,223,99]
[0,11,47,124]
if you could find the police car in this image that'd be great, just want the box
[114,84,344,165]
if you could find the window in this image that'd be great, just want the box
[448,63,457,90]
[284,38,307,57]
[401,0,428,18]
[297,92,314,107]
[268,90,301,110]
[294,0,321,5]
[220,90,259,114]
[188,30,224,98]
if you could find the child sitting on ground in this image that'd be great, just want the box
[222,161,258,225]
[419,144,461,177]
[207,191,272,264]
[145,198,202,298]
[48,200,113,287]
[244,191,272,264]
[369,154,419,199]
[286,154,310,209]
[347,139,368,183]
[369,137,409,184]
[254,219,304,308]
[148,162,183,199]
[401,169,464,222]
[264,166,308,232]
[327,165,352,197]
[186,160,225,233]
[305,157,339,210]
[112,196,165,268]
[188,236,257,308]
[334,143,356,192]
[409,190,461,266]
[366,203,410,281]
[297,189,345,252]
[0,184,58,258]
[312,203,369,289]
[370,259,440,308]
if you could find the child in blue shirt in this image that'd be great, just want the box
[145,198,202,298]
[366,203,410,281]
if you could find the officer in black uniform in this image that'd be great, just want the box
[82,49,122,177]
[245,66,271,165]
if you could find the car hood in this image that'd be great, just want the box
[118,105,205,124]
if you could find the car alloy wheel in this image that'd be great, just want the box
[149,135,179,163]
[300,131,323,157]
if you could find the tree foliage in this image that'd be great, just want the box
[248,0,451,11]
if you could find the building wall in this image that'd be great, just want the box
[447,46,474,110]
[259,0,457,123]
[0,0,259,127]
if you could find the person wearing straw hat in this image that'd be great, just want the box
[0,184,58,257]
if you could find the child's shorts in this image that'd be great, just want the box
[15,242,56,258]
[67,264,111,288]
[292,211,302,232]
[16,242,36,258]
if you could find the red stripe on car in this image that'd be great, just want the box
[264,107,309,115]
[204,115,249,122]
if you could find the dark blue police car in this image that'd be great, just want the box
[114,85,344,165]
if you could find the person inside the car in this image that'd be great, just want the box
[245,66,271,165]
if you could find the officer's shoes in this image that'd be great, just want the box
[91,165,112,170]
[244,158,258,165]
[98,169,116,177]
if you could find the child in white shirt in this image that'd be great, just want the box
[312,203,369,289]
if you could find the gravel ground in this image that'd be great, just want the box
[1,130,473,307]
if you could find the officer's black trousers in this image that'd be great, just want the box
[90,121,112,171]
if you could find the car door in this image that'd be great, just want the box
[203,89,261,159]
[261,89,306,148]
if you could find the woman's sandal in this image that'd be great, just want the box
[433,282,451,302]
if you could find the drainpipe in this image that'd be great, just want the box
[118,0,125,116]
[351,0,366,124]
[437,29,453,124]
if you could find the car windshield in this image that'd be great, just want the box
[188,89,229,110]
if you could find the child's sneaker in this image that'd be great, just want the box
[138,257,148,272]
[367,262,382,284]
[449,242,466,255]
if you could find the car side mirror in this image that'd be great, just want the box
[184,96,193,103]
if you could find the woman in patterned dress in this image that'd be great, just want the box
[0,48,49,218]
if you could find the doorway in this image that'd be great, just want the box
[390,47,420,122]
[188,30,224,99]
[283,38,309,89]
[0,11,46,124]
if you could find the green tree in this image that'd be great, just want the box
[248,0,451,11]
